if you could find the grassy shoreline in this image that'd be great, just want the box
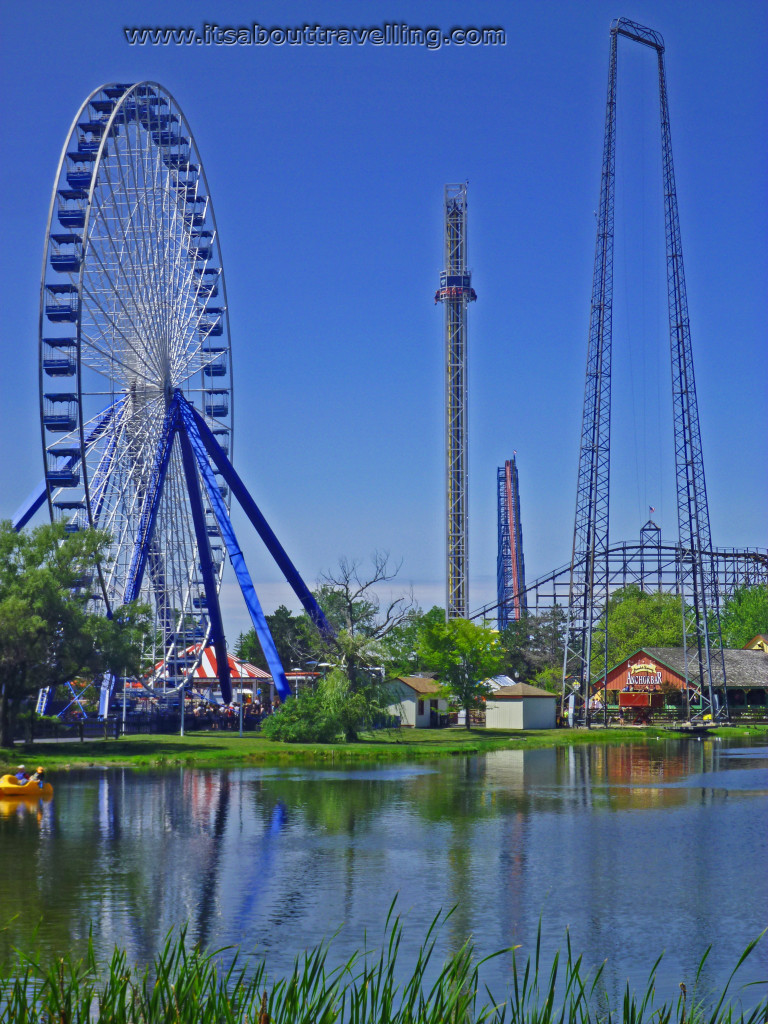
[1,918,765,1024]
[3,722,766,771]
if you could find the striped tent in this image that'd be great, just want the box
[149,644,271,683]
[188,645,271,682]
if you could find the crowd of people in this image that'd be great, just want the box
[186,698,278,730]
[53,694,279,735]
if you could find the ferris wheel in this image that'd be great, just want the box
[37,82,233,694]
[15,81,331,714]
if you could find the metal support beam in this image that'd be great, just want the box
[88,431,118,526]
[12,481,49,532]
[655,32,728,720]
[177,420,233,705]
[96,402,179,717]
[13,400,120,533]
[178,398,291,702]
[182,394,333,640]
[562,27,617,725]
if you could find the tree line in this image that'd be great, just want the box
[2,519,765,747]
[0,521,151,747]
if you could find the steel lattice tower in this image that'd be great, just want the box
[562,19,728,724]
[436,183,476,619]
[497,457,527,630]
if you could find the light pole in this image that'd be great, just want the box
[122,666,127,734]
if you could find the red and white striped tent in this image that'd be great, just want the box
[149,644,271,683]
[188,645,271,682]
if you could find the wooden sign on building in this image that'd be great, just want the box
[594,646,768,712]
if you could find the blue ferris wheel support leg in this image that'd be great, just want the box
[178,400,292,702]
[13,400,120,533]
[177,423,233,705]
[12,481,49,533]
[181,395,333,640]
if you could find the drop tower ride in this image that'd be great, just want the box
[436,183,476,619]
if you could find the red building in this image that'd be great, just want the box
[594,646,768,713]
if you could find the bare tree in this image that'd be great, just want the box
[316,552,416,695]
[319,552,415,638]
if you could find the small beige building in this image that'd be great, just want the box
[485,682,557,730]
[387,676,449,728]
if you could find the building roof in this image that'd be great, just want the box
[395,675,440,695]
[488,674,518,689]
[490,682,558,700]
[241,663,272,680]
[599,647,768,688]
[147,645,271,682]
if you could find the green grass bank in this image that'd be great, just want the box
[3,723,766,771]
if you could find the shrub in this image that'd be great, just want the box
[261,689,341,743]
[261,670,397,744]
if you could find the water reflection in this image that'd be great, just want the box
[0,738,765,1005]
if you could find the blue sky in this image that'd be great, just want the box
[1,0,766,634]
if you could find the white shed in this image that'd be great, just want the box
[485,682,557,730]
[387,676,449,728]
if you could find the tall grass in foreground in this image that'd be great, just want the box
[1,911,765,1024]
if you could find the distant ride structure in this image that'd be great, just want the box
[436,183,476,619]
[14,82,331,715]
[562,19,729,725]
[474,526,767,622]
[497,457,526,630]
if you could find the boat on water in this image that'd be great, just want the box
[665,719,720,736]
[0,774,53,799]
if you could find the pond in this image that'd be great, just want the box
[1,736,766,1007]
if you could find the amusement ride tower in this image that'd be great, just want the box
[562,19,728,725]
[497,457,527,631]
[436,183,476,619]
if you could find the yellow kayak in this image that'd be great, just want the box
[0,774,53,799]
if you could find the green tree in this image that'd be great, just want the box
[532,665,563,694]
[259,687,340,743]
[234,605,315,671]
[311,554,417,738]
[590,585,685,673]
[0,521,151,746]
[256,555,417,742]
[418,618,503,729]
[317,668,373,740]
[314,553,415,686]
[259,667,394,745]
[719,584,768,648]
[500,605,566,682]
[379,605,448,677]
